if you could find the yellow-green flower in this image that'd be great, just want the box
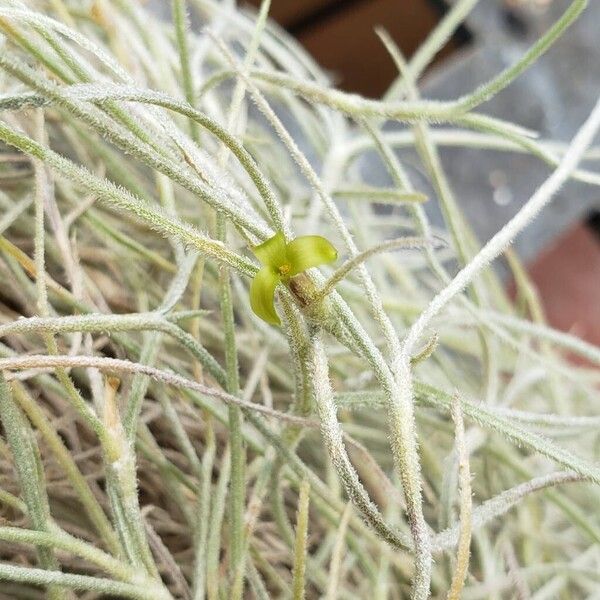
[250,231,337,325]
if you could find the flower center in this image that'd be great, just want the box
[278,263,291,277]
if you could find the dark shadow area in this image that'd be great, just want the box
[586,209,600,240]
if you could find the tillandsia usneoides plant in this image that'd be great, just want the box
[0,0,598,598]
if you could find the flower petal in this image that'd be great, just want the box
[251,231,286,268]
[250,267,281,325]
[286,235,338,276]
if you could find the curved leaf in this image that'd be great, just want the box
[251,231,286,269]
[250,267,281,325]
[286,235,337,276]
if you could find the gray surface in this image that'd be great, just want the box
[413,0,600,262]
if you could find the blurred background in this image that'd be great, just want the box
[246,0,469,97]
[241,0,600,351]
